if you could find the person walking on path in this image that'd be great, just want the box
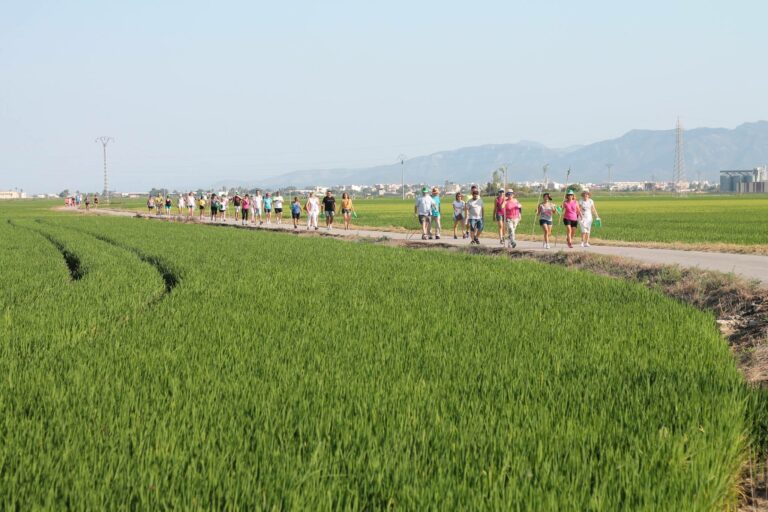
[466,186,484,245]
[291,196,302,229]
[578,190,600,248]
[252,190,263,225]
[198,195,207,219]
[414,187,436,240]
[187,192,195,219]
[210,195,219,221]
[427,187,442,240]
[493,188,506,245]
[233,194,242,222]
[220,195,229,221]
[147,195,155,214]
[322,190,336,230]
[164,196,172,217]
[264,193,273,224]
[503,190,522,249]
[452,192,468,239]
[273,192,284,224]
[305,192,320,230]
[177,194,185,216]
[562,190,582,249]
[241,195,250,225]
[537,192,556,249]
[341,192,355,230]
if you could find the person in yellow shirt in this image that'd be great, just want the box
[340,192,355,230]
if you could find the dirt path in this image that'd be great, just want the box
[60,207,768,287]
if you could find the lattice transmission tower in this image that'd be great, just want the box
[95,136,114,204]
[673,118,686,197]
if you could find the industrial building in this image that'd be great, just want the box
[720,167,768,193]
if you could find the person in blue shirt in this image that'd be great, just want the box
[290,196,302,229]
[428,187,442,240]
[263,193,273,224]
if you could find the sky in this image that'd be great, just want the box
[1,0,767,193]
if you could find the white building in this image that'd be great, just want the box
[0,190,27,199]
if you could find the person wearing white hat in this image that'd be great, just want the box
[578,190,600,247]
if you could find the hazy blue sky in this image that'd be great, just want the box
[1,0,767,192]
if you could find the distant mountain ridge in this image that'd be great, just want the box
[231,121,768,188]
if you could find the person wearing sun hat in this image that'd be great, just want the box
[414,186,436,240]
[578,190,600,247]
[561,189,582,249]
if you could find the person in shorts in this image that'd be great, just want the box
[452,192,467,239]
[210,195,219,221]
[232,194,242,221]
[198,195,206,219]
[264,193,273,224]
[322,190,336,230]
[465,186,484,244]
[340,192,354,230]
[427,187,441,240]
[536,192,556,249]
[414,187,436,240]
[147,195,155,213]
[291,196,301,229]
[561,190,582,249]
[252,190,263,225]
[273,192,284,224]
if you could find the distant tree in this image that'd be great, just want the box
[566,183,583,193]
[58,189,70,198]
[148,188,163,197]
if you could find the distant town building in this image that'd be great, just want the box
[720,167,768,193]
[0,190,27,199]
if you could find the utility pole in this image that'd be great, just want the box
[651,173,656,197]
[95,136,114,204]
[673,117,686,197]
[398,154,407,200]
[606,163,613,196]
[499,164,508,192]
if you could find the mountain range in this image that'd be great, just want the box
[235,121,768,188]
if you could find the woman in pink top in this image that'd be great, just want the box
[502,190,521,248]
[241,195,250,225]
[493,189,506,244]
[561,190,582,249]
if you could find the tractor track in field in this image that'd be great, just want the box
[80,230,181,297]
[19,223,85,281]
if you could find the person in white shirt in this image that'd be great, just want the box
[305,192,320,230]
[186,192,195,219]
[273,192,284,224]
[451,192,468,239]
[177,194,185,215]
[465,186,485,245]
[578,190,600,247]
[414,187,436,240]
[252,191,263,225]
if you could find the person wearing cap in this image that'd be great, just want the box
[537,192,556,249]
[578,190,600,247]
[252,190,263,225]
[241,194,250,225]
[465,186,484,244]
[561,190,582,249]
[502,190,522,249]
[493,188,506,244]
[427,187,442,240]
[414,187,436,240]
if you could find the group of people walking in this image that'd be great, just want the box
[416,186,600,249]
[150,190,357,230]
[144,186,600,248]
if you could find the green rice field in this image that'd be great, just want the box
[111,194,768,247]
[0,200,755,509]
